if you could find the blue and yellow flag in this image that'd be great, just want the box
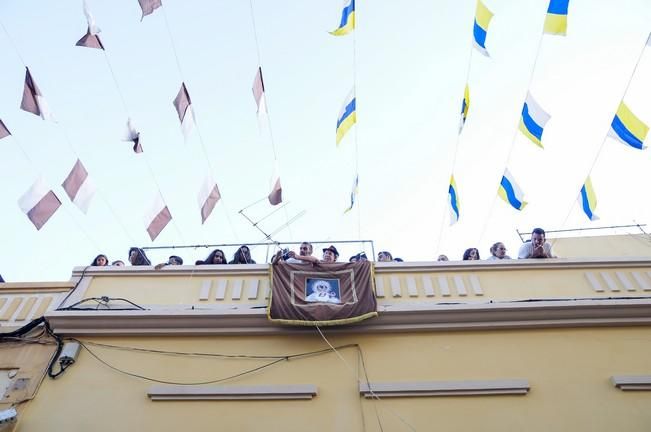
[544,0,569,36]
[498,169,527,211]
[344,174,359,214]
[578,176,598,221]
[518,92,551,148]
[336,88,356,146]
[473,0,494,57]
[448,175,460,225]
[459,85,470,134]
[608,101,648,150]
[330,0,355,36]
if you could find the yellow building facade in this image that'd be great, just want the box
[2,234,651,431]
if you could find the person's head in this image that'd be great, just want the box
[437,254,449,261]
[393,257,404,262]
[531,228,546,248]
[463,248,480,260]
[128,247,151,266]
[91,254,108,266]
[168,255,183,265]
[205,249,226,265]
[378,251,393,262]
[232,245,254,264]
[349,255,358,263]
[322,245,339,263]
[299,242,313,257]
[314,280,331,294]
[490,242,507,258]
[112,260,125,267]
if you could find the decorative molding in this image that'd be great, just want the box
[611,376,651,391]
[359,379,529,397]
[147,384,318,401]
[46,298,651,336]
[68,258,651,281]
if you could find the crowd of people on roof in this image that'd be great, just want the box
[83,228,556,269]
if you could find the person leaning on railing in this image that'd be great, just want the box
[518,228,556,259]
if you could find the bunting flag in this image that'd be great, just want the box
[336,88,356,146]
[578,176,598,221]
[268,260,377,326]
[498,169,527,211]
[448,175,460,225]
[473,0,494,57]
[138,0,161,19]
[61,159,96,214]
[145,194,172,241]
[343,174,359,213]
[18,179,62,230]
[268,178,282,206]
[543,0,569,36]
[0,119,11,140]
[330,0,355,36]
[123,118,143,153]
[20,68,53,121]
[76,0,104,49]
[197,176,220,224]
[173,83,194,140]
[252,67,267,116]
[459,84,470,134]
[608,101,648,150]
[519,92,551,148]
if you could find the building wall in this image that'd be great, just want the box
[17,327,651,432]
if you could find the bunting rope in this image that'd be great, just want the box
[434,32,476,257]
[157,5,239,242]
[352,10,361,239]
[476,30,546,247]
[0,18,134,249]
[550,34,650,246]
[247,0,293,240]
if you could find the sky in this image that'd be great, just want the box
[0,0,650,282]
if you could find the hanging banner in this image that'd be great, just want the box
[268,261,377,326]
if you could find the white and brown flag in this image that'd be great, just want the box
[20,68,53,121]
[173,82,194,140]
[138,0,162,20]
[123,118,143,153]
[197,176,221,224]
[268,177,282,206]
[0,119,11,140]
[62,159,96,214]
[18,178,62,230]
[252,66,267,116]
[76,0,104,50]
[144,193,172,241]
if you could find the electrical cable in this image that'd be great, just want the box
[315,326,416,432]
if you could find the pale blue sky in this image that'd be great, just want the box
[1,0,650,281]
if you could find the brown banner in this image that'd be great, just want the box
[268,261,378,326]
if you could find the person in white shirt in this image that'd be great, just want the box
[518,228,555,259]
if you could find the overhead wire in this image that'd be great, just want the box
[0,19,114,253]
[550,34,650,248]
[315,326,417,432]
[434,22,476,257]
[247,0,293,240]
[476,19,547,247]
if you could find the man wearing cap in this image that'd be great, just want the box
[322,245,339,263]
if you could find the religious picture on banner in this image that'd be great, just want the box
[268,261,377,326]
[305,278,341,304]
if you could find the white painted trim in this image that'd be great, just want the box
[359,379,529,397]
[148,384,318,401]
[611,375,651,391]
